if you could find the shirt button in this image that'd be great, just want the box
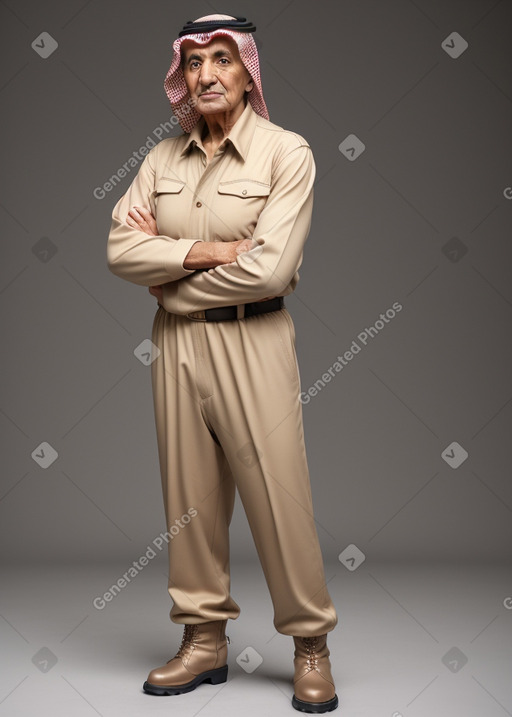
[196,201,202,208]
[242,189,247,195]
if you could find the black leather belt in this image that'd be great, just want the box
[186,296,284,322]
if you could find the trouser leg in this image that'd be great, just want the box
[199,307,338,637]
[150,306,241,624]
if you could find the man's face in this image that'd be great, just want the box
[181,36,254,117]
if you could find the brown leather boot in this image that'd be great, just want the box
[143,620,229,695]
[292,634,338,713]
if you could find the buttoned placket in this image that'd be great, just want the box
[187,143,231,353]
[189,143,228,242]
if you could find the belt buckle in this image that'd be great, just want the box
[186,310,207,321]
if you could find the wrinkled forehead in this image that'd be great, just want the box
[180,34,241,63]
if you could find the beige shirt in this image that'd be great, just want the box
[106,100,316,315]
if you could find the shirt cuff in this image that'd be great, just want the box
[163,238,201,281]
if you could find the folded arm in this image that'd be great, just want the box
[106,149,201,287]
[160,144,316,314]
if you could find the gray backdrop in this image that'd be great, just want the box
[1,0,511,566]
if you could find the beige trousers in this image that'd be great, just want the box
[150,304,338,637]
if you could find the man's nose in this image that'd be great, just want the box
[199,61,217,85]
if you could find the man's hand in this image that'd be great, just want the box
[148,285,163,304]
[188,238,275,301]
[183,237,262,268]
[126,206,158,236]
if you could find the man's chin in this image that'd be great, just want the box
[197,102,228,116]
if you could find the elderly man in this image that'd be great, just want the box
[106,13,339,713]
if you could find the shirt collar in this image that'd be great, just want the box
[179,100,258,162]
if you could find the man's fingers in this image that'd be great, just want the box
[127,208,149,227]
[129,207,146,221]
[133,206,154,219]
[127,206,158,236]
[127,209,142,222]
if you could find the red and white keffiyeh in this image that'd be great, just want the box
[164,13,269,133]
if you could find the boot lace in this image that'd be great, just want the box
[174,624,199,660]
[303,636,319,671]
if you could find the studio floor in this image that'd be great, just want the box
[0,561,511,716]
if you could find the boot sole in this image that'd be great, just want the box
[292,692,339,713]
[143,664,228,695]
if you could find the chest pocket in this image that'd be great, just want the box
[150,177,187,236]
[149,177,186,214]
[215,180,271,240]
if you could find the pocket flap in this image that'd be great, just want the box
[155,177,186,194]
[217,180,271,198]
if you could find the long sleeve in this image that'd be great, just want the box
[106,148,200,287]
[160,144,315,314]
